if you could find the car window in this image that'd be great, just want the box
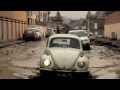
[49,37,80,49]
[35,30,39,32]
[26,30,34,33]
[69,31,87,37]
[46,38,49,47]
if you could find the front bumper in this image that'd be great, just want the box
[40,69,90,79]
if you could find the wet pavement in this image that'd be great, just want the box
[0,39,120,79]
[84,45,120,79]
[0,40,46,79]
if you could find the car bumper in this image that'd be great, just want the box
[40,69,90,79]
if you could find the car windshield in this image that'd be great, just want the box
[26,30,34,33]
[69,31,87,37]
[35,30,40,32]
[49,37,80,49]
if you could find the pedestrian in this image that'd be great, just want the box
[57,26,60,34]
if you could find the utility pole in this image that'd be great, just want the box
[88,18,90,36]
[87,11,91,36]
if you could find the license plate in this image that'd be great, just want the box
[56,73,72,77]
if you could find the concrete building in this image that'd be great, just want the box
[63,17,71,25]
[79,18,87,30]
[27,11,36,25]
[104,11,120,40]
[86,11,105,35]
[27,11,49,38]
[70,19,81,28]
[35,11,48,38]
[0,11,27,41]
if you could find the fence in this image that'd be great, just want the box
[0,16,28,41]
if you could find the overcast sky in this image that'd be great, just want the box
[50,11,96,19]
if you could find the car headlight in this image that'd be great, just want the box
[44,59,51,66]
[78,61,86,68]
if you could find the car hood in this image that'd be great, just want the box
[79,36,89,40]
[47,48,82,70]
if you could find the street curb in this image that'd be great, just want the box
[0,41,24,48]
[94,38,120,48]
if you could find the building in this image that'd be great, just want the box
[103,11,115,16]
[104,11,120,40]
[63,17,71,25]
[0,11,27,41]
[70,19,80,27]
[27,11,36,25]
[86,11,105,35]
[79,18,87,30]
[35,11,48,38]
[48,11,64,33]
[27,11,49,38]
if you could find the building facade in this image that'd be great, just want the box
[0,11,27,41]
[86,11,105,35]
[27,11,36,25]
[27,11,48,38]
[104,11,120,40]
[35,11,48,38]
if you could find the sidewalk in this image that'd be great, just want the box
[0,40,24,48]
[94,38,120,48]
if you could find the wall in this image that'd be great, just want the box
[104,11,120,39]
[0,11,27,21]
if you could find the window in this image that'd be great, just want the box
[49,37,80,49]
[28,18,30,25]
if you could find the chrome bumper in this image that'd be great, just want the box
[40,68,90,78]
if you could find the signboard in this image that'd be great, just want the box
[94,23,98,29]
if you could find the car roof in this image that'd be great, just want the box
[49,34,80,39]
[69,30,86,32]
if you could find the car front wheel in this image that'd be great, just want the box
[87,45,90,50]
[83,44,90,50]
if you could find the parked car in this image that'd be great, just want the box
[68,30,90,50]
[23,29,41,41]
[95,35,104,38]
[46,28,56,37]
[40,34,90,79]
[31,28,42,39]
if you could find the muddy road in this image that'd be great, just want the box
[0,39,120,79]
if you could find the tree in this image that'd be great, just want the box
[55,11,63,24]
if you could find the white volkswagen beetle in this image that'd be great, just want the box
[40,34,91,79]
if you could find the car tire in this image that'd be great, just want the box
[34,38,37,41]
[87,45,90,50]
[24,38,28,42]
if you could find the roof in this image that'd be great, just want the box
[69,30,86,32]
[49,34,80,39]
